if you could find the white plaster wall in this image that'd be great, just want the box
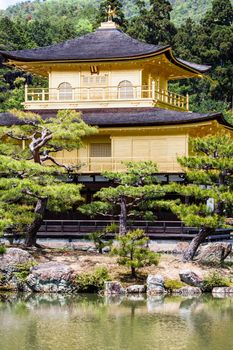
[110,69,140,87]
[50,71,80,89]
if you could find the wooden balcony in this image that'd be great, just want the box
[48,157,182,173]
[24,85,189,111]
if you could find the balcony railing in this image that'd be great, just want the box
[25,84,189,111]
[46,157,182,173]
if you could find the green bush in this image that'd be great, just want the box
[203,272,231,292]
[14,261,36,282]
[0,245,6,255]
[105,223,119,233]
[76,267,110,293]
[164,279,185,292]
[111,229,160,278]
[88,231,112,254]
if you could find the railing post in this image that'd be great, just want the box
[186,93,189,111]
[163,222,166,233]
[42,88,45,102]
[25,84,28,102]
[152,80,155,100]
[178,95,180,108]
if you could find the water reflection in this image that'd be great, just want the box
[0,293,232,350]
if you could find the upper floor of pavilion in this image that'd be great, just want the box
[0,19,211,112]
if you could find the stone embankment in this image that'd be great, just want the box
[0,247,232,297]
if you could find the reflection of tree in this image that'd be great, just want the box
[24,320,40,350]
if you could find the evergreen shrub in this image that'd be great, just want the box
[76,267,110,292]
[203,272,231,292]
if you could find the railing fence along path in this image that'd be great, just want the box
[33,220,232,241]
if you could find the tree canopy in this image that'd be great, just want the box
[0,110,97,245]
[166,134,233,261]
[80,161,165,235]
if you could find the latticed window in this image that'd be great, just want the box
[58,82,72,100]
[81,74,108,86]
[90,143,111,157]
[118,80,134,99]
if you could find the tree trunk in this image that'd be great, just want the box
[32,149,41,164]
[119,197,127,235]
[25,197,48,247]
[183,227,211,262]
[131,266,136,278]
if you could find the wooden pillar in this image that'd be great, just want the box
[25,84,28,102]
[186,93,189,111]
[152,80,155,100]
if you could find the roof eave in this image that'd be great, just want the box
[0,46,171,64]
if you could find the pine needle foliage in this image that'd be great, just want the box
[80,161,165,235]
[111,229,160,277]
[167,135,233,261]
[0,110,97,245]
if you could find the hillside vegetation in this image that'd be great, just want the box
[0,0,232,125]
[3,0,233,26]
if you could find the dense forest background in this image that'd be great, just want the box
[0,0,232,124]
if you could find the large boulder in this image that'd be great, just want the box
[196,243,232,264]
[26,262,76,293]
[179,270,204,289]
[0,248,35,289]
[0,248,34,274]
[147,275,165,295]
[126,285,146,294]
[172,286,202,297]
[104,281,126,295]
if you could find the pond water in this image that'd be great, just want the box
[0,293,232,350]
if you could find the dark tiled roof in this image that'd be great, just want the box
[1,28,167,61]
[0,107,230,128]
[0,26,210,73]
[176,58,211,72]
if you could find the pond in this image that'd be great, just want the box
[0,294,232,350]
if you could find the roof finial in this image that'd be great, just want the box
[107,5,116,22]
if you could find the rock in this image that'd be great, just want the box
[0,248,35,290]
[212,287,233,298]
[102,246,111,254]
[87,247,96,252]
[196,243,232,264]
[179,270,204,289]
[104,281,126,295]
[126,285,146,294]
[0,248,34,274]
[173,242,189,254]
[172,286,202,296]
[147,275,166,295]
[26,262,76,293]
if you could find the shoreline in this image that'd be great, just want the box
[0,245,232,297]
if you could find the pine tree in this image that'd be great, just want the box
[173,0,233,111]
[111,229,160,277]
[0,110,97,246]
[167,135,233,261]
[80,161,164,235]
[127,0,177,45]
